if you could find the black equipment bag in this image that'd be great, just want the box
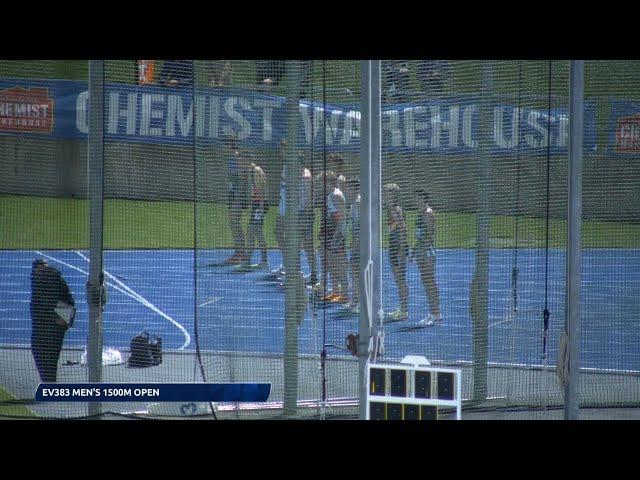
[128,332,162,368]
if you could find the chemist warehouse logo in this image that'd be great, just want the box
[614,114,640,153]
[0,86,54,133]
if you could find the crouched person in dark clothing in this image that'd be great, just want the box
[30,259,75,383]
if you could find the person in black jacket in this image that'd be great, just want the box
[30,259,75,383]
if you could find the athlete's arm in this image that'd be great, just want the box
[390,205,406,230]
[424,205,436,243]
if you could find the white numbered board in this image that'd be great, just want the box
[366,363,462,420]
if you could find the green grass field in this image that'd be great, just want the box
[2,195,639,250]
[3,60,640,98]
[0,386,36,418]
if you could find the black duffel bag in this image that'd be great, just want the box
[128,332,162,368]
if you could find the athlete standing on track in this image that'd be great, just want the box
[320,171,348,304]
[384,183,409,322]
[273,145,317,284]
[243,161,269,270]
[414,189,442,326]
[223,138,252,265]
[272,141,288,277]
[299,153,318,285]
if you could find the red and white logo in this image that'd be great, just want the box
[614,114,640,153]
[0,86,54,133]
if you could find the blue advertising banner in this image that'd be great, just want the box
[380,98,597,154]
[608,99,640,155]
[0,79,83,140]
[35,383,271,402]
[0,78,598,154]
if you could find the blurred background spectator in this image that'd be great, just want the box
[300,60,313,99]
[136,60,156,85]
[383,60,411,103]
[255,60,313,98]
[208,60,233,87]
[417,60,451,98]
[158,60,193,87]
[256,60,285,86]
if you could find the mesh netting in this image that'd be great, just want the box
[0,60,638,420]
[0,61,89,418]
[194,61,361,418]
[377,60,639,419]
[580,61,640,408]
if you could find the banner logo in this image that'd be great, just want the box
[614,114,640,152]
[0,86,54,133]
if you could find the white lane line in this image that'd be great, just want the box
[34,251,191,350]
[198,297,221,308]
[490,318,513,328]
[74,251,191,350]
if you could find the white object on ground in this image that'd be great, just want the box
[80,347,125,366]
[401,355,431,367]
[147,402,215,417]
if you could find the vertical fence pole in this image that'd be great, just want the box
[283,60,302,418]
[472,61,494,402]
[359,60,382,419]
[565,60,583,420]
[87,60,105,418]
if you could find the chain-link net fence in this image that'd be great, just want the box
[0,61,89,418]
[580,61,640,411]
[194,60,361,418]
[378,60,639,419]
[0,60,638,419]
